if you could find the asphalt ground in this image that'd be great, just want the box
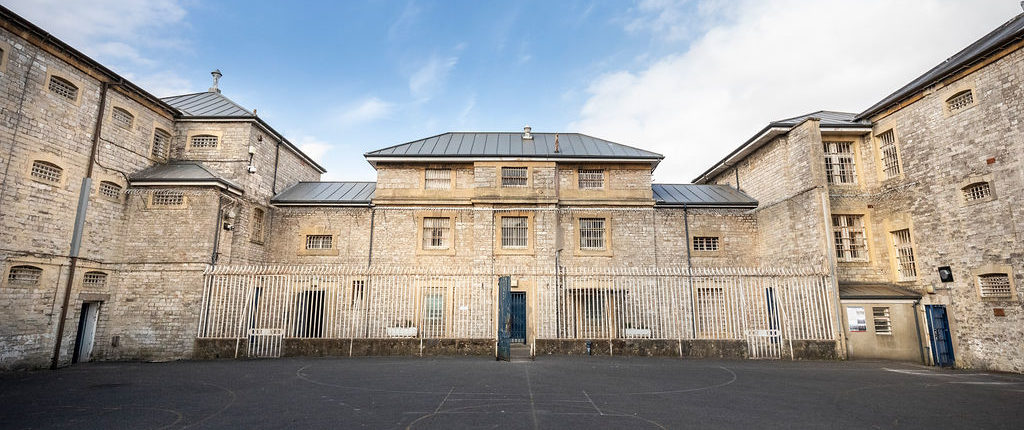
[1,356,1022,429]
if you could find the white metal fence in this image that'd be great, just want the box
[198,266,835,358]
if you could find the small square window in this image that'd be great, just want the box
[978,273,1012,299]
[872,307,891,335]
[425,168,451,189]
[305,234,333,250]
[98,181,122,200]
[30,160,62,184]
[501,167,528,188]
[692,236,720,251]
[578,169,604,189]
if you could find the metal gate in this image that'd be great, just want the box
[510,292,526,344]
[926,305,955,367]
[747,287,783,359]
[497,276,511,361]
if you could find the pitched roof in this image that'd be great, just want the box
[652,184,757,208]
[839,283,922,300]
[128,161,243,194]
[271,181,376,206]
[365,132,663,163]
[858,12,1024,120]
[162,91,254,117]
[770,111,870,128]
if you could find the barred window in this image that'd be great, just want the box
[978,273,1012,298]
[31,160,62,184]
[696,287,727,338]
[823,141,857,185]
[191,134,218,148]
[111,107,134,129]
[692,236,720,252]
[424,168,451,189]
[425,291,444,321]
[832,215,868,262]
[946,90,974,112]
[422,217,450,250]
[579,218,606,250]
[151,190,184,206]
[501,216,528,249]
[251,208,265,243]
[151,128,170,158]
[501,167,527,188]
[351,280,365,305]
[876,130,901,179]
[891,229,916,281]
[48,76,78,101]
[8,265,42,286]
[578,169,604,189]
[98,181,122,200]
[872,307,892,335]
[962,182,991,201]
[305,234,333,250]
[83,271,107,288]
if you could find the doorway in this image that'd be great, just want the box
[925,305,955,367]
[510,292,526,344]
[72,301,100,363]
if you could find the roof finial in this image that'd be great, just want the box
[523,125,533,140]
[209,69,222,93]
[554,133,560,153]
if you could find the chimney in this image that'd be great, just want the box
[523,125,533,140]
[209,69,222,93]
[554,133,560,153]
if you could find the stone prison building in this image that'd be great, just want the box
[0,6,1022,372]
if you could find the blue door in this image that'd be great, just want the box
[497,276,511,361]
[926,305,955,367]
[510,292,527,344]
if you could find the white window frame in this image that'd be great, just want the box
[876,130,901,179]
[424,168,452,190]
[501,216,529,249]
[977,273,1012,299]
[577,168,605,189]
[579,218,606,251]
[872,307,891,335]
[832,215,868,262]
[891,229,917,281]
[823,141,857,185]
[422,217,451,250]
[305,234,333,250]
[692,236,720,252]
[501,167,528,188]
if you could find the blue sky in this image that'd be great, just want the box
[6,0,1021,182]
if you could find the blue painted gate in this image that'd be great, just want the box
[926,305,955,367]
[497,276,511,361]
[510,292,526,344]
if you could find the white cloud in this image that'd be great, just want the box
[573,0,1020,183]
[295,135,333,164]
[337,97,394,126]
[409,55,458,100]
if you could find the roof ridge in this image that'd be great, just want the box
[364,131,450,155]
[574,132,664,158]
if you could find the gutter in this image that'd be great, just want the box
[129,180,244,196]
[692,126,788,184]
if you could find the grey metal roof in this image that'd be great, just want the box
[161,91,254,117]
[770,111,870,128]
[839,283,922,300]
[365,132,663,161]
[858,12,1024,120]
[652,184,757,208]
[128,161,243,192]
[271,181,376,206]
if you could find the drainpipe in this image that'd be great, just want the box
[271,140,281,194]
[683,205,696,339]
[51,81,109,369]
[367,207,376,268]
[682,206,692,268]
[912,298,926,365]
[211,196,225,265]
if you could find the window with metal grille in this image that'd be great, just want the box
[98,181,122,200]
[151,190,184,206]
[962,182,991,201]
[351,280,365,305]
[425,291,444,321]
[946,90,974,112]
[83,271,107,288]
[8,265,42,286]
[30,160,62,184]
[48,76,78,101]
[305,234,333,250]
[978,273,1012,298]
[582,291,604,320]
[696,287,726,338]
[191,134,218,148]
[501,216,528,249]
[872,307,891,335]
[692,236,719,251]
[424,168,451,189]
[422,217,450,249]
[891,229,916,281]
[501,167,527,187]
[578,169,604,189]
[151,128,170,158]
[111,107,133,129]
[251,208,265,243]
[832,215,868,261]
[823,141,857,185]
[876,130,901,179]
[579,218,606,250]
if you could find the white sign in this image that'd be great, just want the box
[847,307,866,332]
[249,328,284,336]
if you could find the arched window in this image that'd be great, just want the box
[30,160,62,184]
[962,182,991,201]
[48,75,78,101]
[111,107,134,129]
[151,128,171,158]
[83,271,108,288]
[98,181,122,200]
[8,265,42,286]
[191,134,218,148]
[946,90,974,112]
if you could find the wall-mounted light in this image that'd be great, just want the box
[937,266,954,283]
